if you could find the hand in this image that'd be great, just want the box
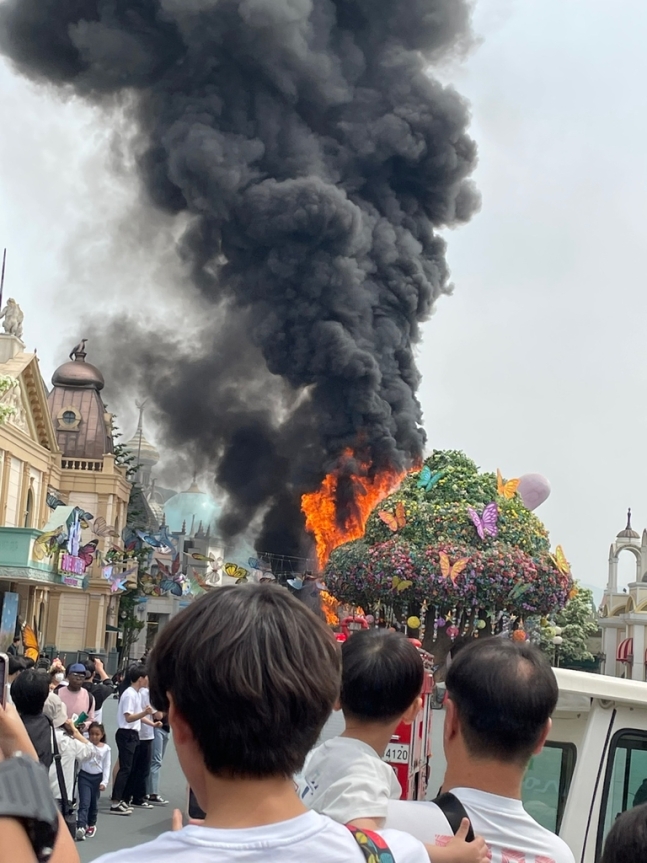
[100,784,106,791]
[63,719,76,735]
[144,705,154,715]
[0,702,38,761]
[171,809,204,831]
[93,657,104,672]
[445,820,489,863]
[154,721,163,728]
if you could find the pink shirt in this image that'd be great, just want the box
[57,686,95,727]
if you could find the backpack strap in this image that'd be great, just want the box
[431,792,475,842]
[347,825,395,863]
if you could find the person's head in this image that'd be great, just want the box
[66,663,87,691]
[445,638,558,769]
[88,722,106,745]
[8,655,25,681]
[127,664,148,689]
[83,659,96,679]
[600,802,647,863]
[49,667,65,689]
[12,636,20,647]
[149,584,340,799]
[42,692,68,728]
[340,629,424,727]
[11,669,50,716]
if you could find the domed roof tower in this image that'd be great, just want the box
[47,341,114,461]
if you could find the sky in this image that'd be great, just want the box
[1,0,646,598]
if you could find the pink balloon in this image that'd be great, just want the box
[517,474,551,511]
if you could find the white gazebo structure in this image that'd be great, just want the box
[599,509,647,680]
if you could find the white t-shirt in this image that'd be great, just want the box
[385,787,576,863]
[80,741,112,786]
[296,736,402,823]
[48,729,89,801]
[138,688,155,741]
[117,687,142,731]
[92,810,428,863]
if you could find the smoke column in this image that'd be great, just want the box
[0,0,479,558]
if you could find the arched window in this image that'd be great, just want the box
[24,488,33,528]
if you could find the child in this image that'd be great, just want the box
[77,722,112,841]
[297,629,488,863]
[91,583,446,863]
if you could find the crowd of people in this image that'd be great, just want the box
[0,582,644,863]
[4,650,170,843]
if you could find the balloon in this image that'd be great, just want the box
[435,618,446,627]
[407,616,421,629]
[476,620,486,630]
[512,629,527,642]
[365,614,375,624]
[517,474,551,511]
[447,625,460,639]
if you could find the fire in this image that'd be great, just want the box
[301,449,405,569]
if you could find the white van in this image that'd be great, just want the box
[523,668,647,863]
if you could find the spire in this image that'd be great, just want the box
[181,519,186,534]
[617,507,640,540]
[196,520,205,538]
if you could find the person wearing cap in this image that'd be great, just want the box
[56,663,95,731]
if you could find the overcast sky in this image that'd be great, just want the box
[1,0,646,598]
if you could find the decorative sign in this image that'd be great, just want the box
[60,553,87,576]
[60,574,85,590]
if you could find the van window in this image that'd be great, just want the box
[598,730,647,855]
[522,742,576,833]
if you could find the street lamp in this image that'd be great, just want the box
[552,634,564,667]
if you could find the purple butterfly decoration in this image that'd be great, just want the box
[467,502,499,540]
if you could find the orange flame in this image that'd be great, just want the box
[301,449,405,569]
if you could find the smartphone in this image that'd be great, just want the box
[0,653,7,708]
[187,788,206,820]
[75,711,88,728]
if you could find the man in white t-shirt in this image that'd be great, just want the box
[110,665,153,816]
[385,639,575,863]
[130,686,162,808]
[93,585,430,863]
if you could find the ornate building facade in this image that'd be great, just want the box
[0,331,130,656]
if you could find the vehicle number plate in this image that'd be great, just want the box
[384,743,409,764]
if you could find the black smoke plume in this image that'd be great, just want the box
[0,0,479,558]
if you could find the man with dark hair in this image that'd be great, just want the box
[82,657,115,724]
[110,664,153,816]
[6,635,20,656]
[385,638,575,863]
[94,584,431,863]
[10,669,52,768]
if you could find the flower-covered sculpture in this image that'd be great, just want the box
[325,450,572,643]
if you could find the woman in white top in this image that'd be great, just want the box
[42,692,89,809]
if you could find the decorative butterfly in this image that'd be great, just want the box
[224,563,249,584]
[68,507,94,529]
[158,525,178,558]
[77,541,99,568]
[497,469,520,501]
[190,568,209,590]
[32,529,63,561]
[417,465,445,492]
[101,565,113,581]
[439,552,469,583]
[287,574,325,591]
[509,582,531,601]
[46,492,65,509]
[392,575,412,593]
[81,575,90,591]
[189,551,223,570]
[110,577,127,593]
[550,545,571,576]
[467,502,499,541]
[92,517,119,538]
[136,530,167,549]
[160,578,183,597]
[21,623,39,662]
[378,501,406,532]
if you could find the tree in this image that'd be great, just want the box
[325,450,573,652]
[537,585,599,667]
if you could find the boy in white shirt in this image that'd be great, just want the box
[297,629,487,863]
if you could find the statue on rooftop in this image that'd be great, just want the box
[0,298,24,339]
[69,338,88,360]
